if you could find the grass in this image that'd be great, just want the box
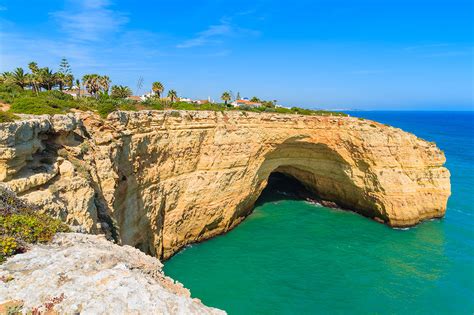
[0,111,18,123]
[0,83,348,119]
[0,186,69,263]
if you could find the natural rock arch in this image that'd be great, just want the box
[253,139,387,222]
[0,111,450,260]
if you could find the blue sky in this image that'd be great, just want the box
[0,0,472,110]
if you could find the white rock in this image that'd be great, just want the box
[0,233,225,315]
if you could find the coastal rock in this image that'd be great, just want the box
[0,111,451,258]
[0,233,224,314]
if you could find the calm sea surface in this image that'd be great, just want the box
[164,111,474,314]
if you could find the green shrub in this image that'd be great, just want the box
[41,90,74,101]
[0,82,348,118]
[0,186,69,262]
[97,100,116,118]
[0,84,30,104]
[118,102,138,111]
[10,96,63,115]
[274,107,293,114]
[0,111,18,123]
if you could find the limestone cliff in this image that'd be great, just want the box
[0,233,224,314]
[0,111,451,259]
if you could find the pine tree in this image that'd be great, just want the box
[58,58,73,90]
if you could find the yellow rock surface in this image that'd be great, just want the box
[0,111,451,259]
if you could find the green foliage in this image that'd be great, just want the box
[111,85,132,99]
[0,80,348,118]
[118,102,138,111]
[6,87,81,115]
[97,100,116,118]
[0,111,18,123]
[10,96,63,115]
[0,186,69,263]
[152,81,164,98]
[0,84,30,104]
[221,91,231,104]
[145,99,165,110]
[82,74,111,96]
[167,89,178,102]
[41,90,74,101]
[168,101,226,111]
[273,106,293,114]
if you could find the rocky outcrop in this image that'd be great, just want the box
[0,233,224,314]
[0,111,451,259]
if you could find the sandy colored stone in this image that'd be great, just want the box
[0,111,451,259]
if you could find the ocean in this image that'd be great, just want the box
[163,111,474,314]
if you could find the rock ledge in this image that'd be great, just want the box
[0,233,224,314]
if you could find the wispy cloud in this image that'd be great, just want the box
[51,0,128,42]
[177,17,260,49]
[0,5,7,11]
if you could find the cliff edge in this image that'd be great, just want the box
[0,111,451,259]
[0,233,224,314]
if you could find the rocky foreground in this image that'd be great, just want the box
[0,111,450,260]
[0,233,224,314]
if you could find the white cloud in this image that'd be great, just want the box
[51,0,128,42]
[177,18,260,48]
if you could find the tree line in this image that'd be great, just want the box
[0,59,181,101]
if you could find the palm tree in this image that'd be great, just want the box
[56,72,65,91]
[38,67,56,90]
[82,74,101,97]
[152,81,164,98]
[28,62,40,94]
[111,85,132,99]
[64,74,74,90]
[100,75,111,94]
[0,72,11,84]
[75,79,81,98]
[221,91,231,105]
[10,68,29,89]
[168,89,178,103]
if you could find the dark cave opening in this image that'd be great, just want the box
[255,172,339,209]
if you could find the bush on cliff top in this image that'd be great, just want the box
[0,111,18,123]
[0,186,69,262]
[0,82,348,118]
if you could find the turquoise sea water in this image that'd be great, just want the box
[164,111,474,314]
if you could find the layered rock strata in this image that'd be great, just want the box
[0,111,451,259]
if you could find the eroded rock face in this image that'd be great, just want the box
[0,233,224,314]
[0,111,451,258]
